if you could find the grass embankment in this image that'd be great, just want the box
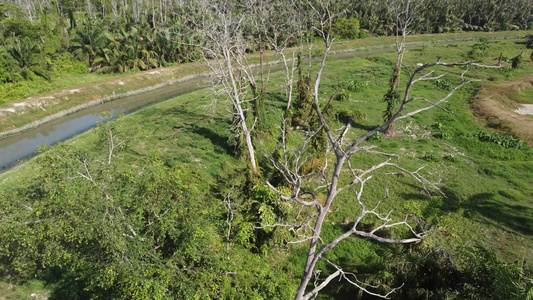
[1,38,533,298]
[0,31,530,134]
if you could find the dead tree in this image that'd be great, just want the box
[248,0,306,113]
[265,1,499,299]
[383,0,420,136]
[183,0,260,175]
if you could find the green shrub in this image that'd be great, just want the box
[422,153,439,161]
[443,154,457,162]
[433,131,452,139]
[432,79,452,91]
[347,79,369,92]
[526,34,533,49]
[359,29,370,38]
[511,52,523,69]
[474,131,527,149]
[367,131,383,141]
[466,38,490,59]
[336,108,367,123]
[334,88,351,101]
[331,17,360,39]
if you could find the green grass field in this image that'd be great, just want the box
[1,37,533,299]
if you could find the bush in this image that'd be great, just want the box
[466,38,490,60]
[433,131,451,139]
[336,108,367,123]
[526,34,533,49]
[347,79,369,92]
[334,88,351,101]
[331,17,360,39]
[432,79,452,91]
[368,131,383,141]
[422,153,439,161]
[511,52,523,69]
[474,131,527,149]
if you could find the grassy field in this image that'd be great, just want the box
[1,37,533,298]
[0,31,530,132]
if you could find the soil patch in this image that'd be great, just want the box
[471,74,533,144]
[516,104,533,115]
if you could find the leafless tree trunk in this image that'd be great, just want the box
[182,0,259,175]
[86,0,93,18]
[110,0,118,17]
[383,0,420,135]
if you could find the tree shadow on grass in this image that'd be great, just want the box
[403,186,533,235]
[345,121,378,132]
[192,126,232,154]
[266,91,289,107]
[459,191,533,235]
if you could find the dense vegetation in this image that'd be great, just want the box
[1,33,533,299]
[1,0,533,103]
[1,0,533,298]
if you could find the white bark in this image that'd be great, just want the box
[182,0,259,175]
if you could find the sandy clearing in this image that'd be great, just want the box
[516,104,533,115]
[472,74,533,144]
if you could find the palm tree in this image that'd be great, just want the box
[6,37,51,80]
[69,18,105,67]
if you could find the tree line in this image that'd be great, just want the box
[1,0,532,84]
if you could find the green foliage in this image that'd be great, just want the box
[336,108,367,124]
[371,244,532,300]
[95,25,160,73]
[432,122,452,139]
[432,78,452,91]
[367,131,383,142]
[333,88,350,101]
[331,17,360,39]
[69,18,105,66]
[474,131,528,149]
[511,52,523,69]
[467,38,491,60]
[382,89,401,122]
[443,154,457,162]
[4,37,51,81]
[433,131,452,139]
[293,54,314,127]
[0,118,210,298]
[1,20,533,299]
[346,79,369,92]
[526,34,533,49]
[422,152,440,162]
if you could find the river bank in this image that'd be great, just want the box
[0,31,529,138]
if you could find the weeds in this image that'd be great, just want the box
[474,131,528,149]
[347,79,370,92]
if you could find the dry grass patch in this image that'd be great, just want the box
[471,74,533,144]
